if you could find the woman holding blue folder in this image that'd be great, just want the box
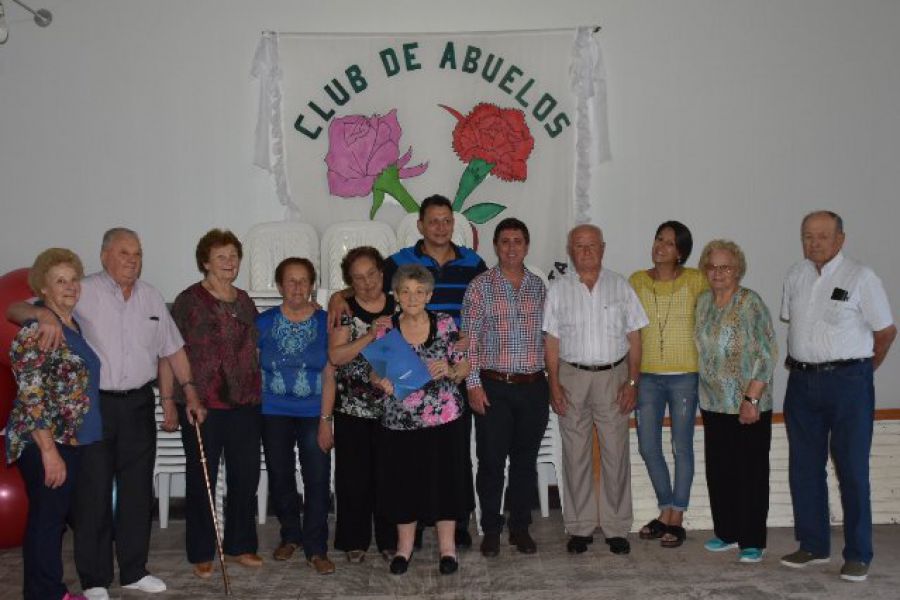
[371,264,473,576]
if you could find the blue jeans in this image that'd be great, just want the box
[262,415,331,558]
[635,373,698,512]
[784,359,874,564]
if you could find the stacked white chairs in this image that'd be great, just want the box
[153,400,186,529]
[320,221,397,291]
[536,412,564,517]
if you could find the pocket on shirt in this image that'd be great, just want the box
[139,317,161,350]
[604,300,625,334]
[823,299,856,326]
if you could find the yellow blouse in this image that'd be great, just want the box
[628,268,708,373]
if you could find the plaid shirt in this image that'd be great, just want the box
[461,266,547,389]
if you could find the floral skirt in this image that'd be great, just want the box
[376,416,474,525]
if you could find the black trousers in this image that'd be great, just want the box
[179,404,262,563]
[19,443,81,600]
[72,386,156,588]
[702,409,772,549]
[474,376,550,535]
[333,412,396,553]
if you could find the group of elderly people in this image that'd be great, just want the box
[4,203,895,598]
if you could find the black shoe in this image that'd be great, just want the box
[567,535,594,554]
[413,527,424,550]
[480,532,500,557]
[605,537,630,555]
[509,530,537,554]
[389,553,412,575]
[438,555,459,575]
[455,528,472,550]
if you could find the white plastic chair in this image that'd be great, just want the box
[320,221,397,291]
[536,412,564,518]
[153,402,186,529]
[245,221,320,292]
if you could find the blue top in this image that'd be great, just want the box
[256,307,328,417]
[383,241,487,325]
[66,322,102,445]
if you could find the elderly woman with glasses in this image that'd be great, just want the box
[695,240,777,564]
[371,264,472,577]
[6,248,102,600]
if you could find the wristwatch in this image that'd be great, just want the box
[627,379,638,388]
[742,395,759,407]
[321,414,334,423]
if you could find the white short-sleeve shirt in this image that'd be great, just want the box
[781,252,893,363]
[543,269,649,365]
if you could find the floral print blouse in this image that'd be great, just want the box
[380,311,465,431]
[256,307,328,418]
[5,322,96,463]
[695,288,778,414]
[171,282,261,410]
[335,296,396,420]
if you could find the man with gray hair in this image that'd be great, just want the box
[543,224,647,556]
[779,211,895,582]
[7,227,204,600]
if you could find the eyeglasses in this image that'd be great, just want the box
[706,264,736,275]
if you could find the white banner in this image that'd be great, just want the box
[253,28,608,271]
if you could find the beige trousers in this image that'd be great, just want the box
[557,360,633,538]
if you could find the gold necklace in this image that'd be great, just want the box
[650,276,674,357]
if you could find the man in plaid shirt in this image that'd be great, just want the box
[462,217,549,557]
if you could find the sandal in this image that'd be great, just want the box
[639,519,667,540]
[660,525,686,548]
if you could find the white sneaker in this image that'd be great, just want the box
[122,575,167,593]
[0,1,10,45]
[82,588,110,600]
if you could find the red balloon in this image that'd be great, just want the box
[0,269,32,548]
[0,268,32,369]
[0,438,28,548]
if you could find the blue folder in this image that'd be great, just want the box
[361,328,432,400]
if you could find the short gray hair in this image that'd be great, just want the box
[101,227,139,250]
[392,264,434,294]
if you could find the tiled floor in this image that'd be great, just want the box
[2,514,898,599]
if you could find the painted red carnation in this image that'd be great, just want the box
[441,103,534,182]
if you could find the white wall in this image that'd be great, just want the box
[1,0,898,406]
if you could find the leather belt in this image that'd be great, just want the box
[100,382,154,396]
[785,356,869,372]
[480,369,545,385]
[566,356,626,372]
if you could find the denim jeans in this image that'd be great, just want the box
[635,373,698,512]
[784,359,874,564]
[262,415,331,558]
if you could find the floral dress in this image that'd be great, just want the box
[380,311,465,431]
[335,296,395,420]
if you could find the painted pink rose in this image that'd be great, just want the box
[325,109,427,198]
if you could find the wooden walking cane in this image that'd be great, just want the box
[194,420,231,595]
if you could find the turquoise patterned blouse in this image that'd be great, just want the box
[695,288,777,414]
